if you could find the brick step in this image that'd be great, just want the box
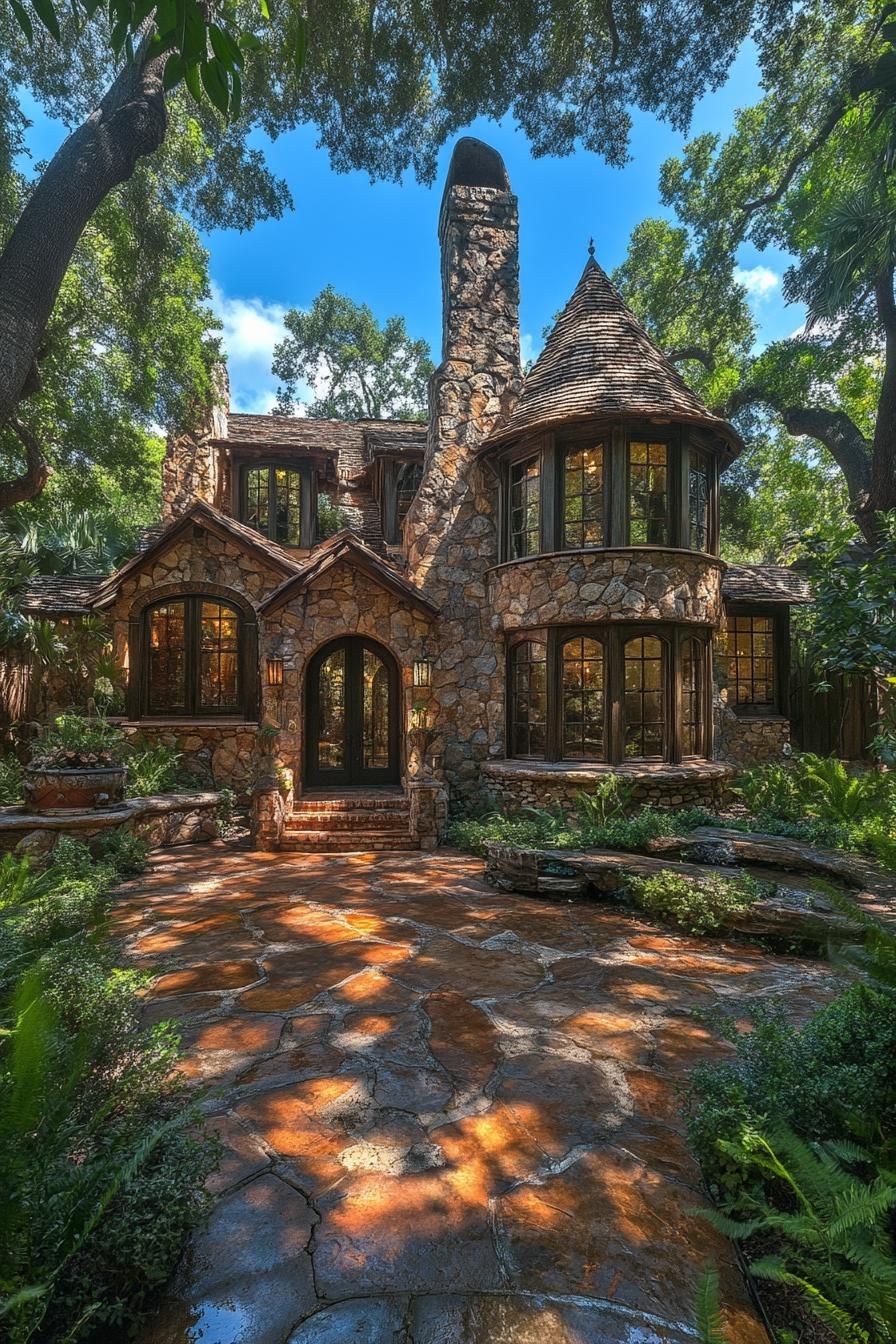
[294,796,408,813]
[286,808,411,832]
[277,830,419,853]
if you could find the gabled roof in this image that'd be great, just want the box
[486,257,742,457]
[722,564,811,605]
[223,414,426,451]
[18,575,103,615]
[91,499,300,608]
[260,530,438,617]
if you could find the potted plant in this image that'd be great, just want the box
[24,711,128,814]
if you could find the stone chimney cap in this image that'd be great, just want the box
[444,137,510,194]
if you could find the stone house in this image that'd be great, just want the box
[20,138,808,851]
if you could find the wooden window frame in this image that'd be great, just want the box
[507,623,713,764]
[724,604,790,718]
[130,594,258,721]
[237,461,317,547]
[498,424,720,560]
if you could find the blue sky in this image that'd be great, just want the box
[20,40,802,416]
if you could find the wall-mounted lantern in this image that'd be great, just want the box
[413,653,432,688]
[265,657,284,688]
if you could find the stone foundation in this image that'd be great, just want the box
[408,779,449,849]
[0,792,219,859]
[481,759,734,815]
[716,713,790,767]
[120,722,263,795]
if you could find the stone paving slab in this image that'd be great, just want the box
[126,844,844,1344]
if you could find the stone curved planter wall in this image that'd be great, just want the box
[0,792,219,859]
[483,759,734,813]
[486,548,724,633]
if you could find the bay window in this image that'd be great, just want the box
[508,625,710,764]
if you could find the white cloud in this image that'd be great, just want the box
[211,283,290,415]
[735,265,780,303]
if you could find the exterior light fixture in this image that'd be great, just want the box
[413,654,432,688]
[266,657,284,688]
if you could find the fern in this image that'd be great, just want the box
[693,1267,730,1344]
[697,1125,896,1342]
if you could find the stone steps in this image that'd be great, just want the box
[282,791,418,852]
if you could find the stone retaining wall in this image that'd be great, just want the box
[482,760,734,814]
[0,793,219,859]
[716,712,790,766]
[487,550,723,632]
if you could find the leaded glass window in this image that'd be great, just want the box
[145,597,243,716]
[244,466,302,545]
[688,450,711,552]
[563,444,604,548]
[726,615,775,710]
[629,441,669,545]
[509,456,541,558]
[681,638,702,756]
[561,636,605,759]
[510,640,547,757]
[624,635,665,759]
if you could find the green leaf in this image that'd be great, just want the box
[230,67,242,119]
[237,30,263,50]
[258,0,270,21]
[181,2,206,63]
[183,60,202,104]
[163,52,184,90]
[199,58,230,116]
[9,0,34,42]
[31,0,61,40]
[209,22,242,69]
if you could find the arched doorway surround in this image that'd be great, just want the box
[305,636,400,787]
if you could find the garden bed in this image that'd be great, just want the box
[0,791,219,859]
[482,832,891,946]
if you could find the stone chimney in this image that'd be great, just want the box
[160,361,230,523]
[436,138,521,450]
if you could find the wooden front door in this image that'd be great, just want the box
[305,637,400,787]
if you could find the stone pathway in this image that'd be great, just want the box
[118,845,843,1344]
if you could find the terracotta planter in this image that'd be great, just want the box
[24,765,127,815]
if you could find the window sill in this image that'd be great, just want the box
[487,545,724,575]
[119,718,260,729]
[483,759,734,782]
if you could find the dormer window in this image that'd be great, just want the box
[240,463,316,547]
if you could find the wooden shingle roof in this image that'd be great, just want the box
[722,564,811,605]
[487,257,742,457]
[18,575,103,615]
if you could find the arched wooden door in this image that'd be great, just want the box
[305,637,400,787]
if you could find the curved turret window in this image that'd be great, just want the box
[563,443,604,548]
[508,626,708,764]
[509,455,541,558]
[628,441,669,546]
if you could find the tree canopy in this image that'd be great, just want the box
[613,0,896,544]
[273,288,433,421]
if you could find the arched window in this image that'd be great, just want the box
[561,636,605,759]
[681,637,703,757]
[243,465,303,545]
[623,635,666,759]
[144,597,245,716]
[509,640,547,758]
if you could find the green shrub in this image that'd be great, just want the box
[0,753,22,804]
[627,868,764,935]
[687,986,896,1188]
[124,740,185,796]
[0,845,217,1337]
[31,711,127,769]
[97,828,149,878]
[449,801,713,857]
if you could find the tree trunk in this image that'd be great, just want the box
[0,47,167,508]
[864,270,896,540]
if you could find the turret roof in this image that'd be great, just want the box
[487,257,742,457]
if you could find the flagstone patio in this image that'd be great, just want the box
[121,844,842,1344]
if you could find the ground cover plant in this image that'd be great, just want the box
[0,836,217,1340]
[688,906,896,1342]
[626,869,765,935]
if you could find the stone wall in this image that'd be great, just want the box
[121,722,263,794]
[402,149,521,810]
[716,712,790,766]
[487,550,723,631]
[0,792,219,859]
[482,760,734,814]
